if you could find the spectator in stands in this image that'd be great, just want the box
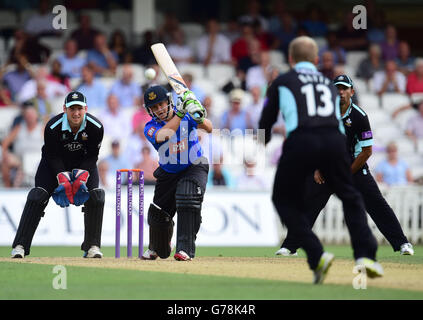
[7,29,51,64]
[246,50,271,90]
[17,65,68,104]
[75,65,108,108]
[252,19,278,51]
[231,22,259,67]
[236,157,268,190]
[50,59,71,90]
[167,28,194,65]
[337,12,368,51]
[220,89,253,132]
[222,17,240,43]
[0,84,13,106]
[98,159,110,189]
[124,122,156,169]
[268,0,296,35]
[1,55,32,101]
[132,105,151,133]
[197,18,232,66]
[70,14,100,51]
[272,13,297,58]
[222,68,247,94]
[1,104,43,188]
[372,60,406,96]
[202,96,220,129]
[366,10,387,44]
[396,41,415,76]
[319,51,335,80]
[157,12,180,44]
[87,32,119,77]
[131,30,156,66]
[392,99,423,119]
[301,3,328,38]
[109,64,142,108]
[245,86,264,130]
[109,29,131,64]
[98,94,131,142]
[406,58,423,95]
[207,156,235,189]
[405,100,423,142]
[57,39,86,79]
[319,31,346,65]
[238,0,269,31]
[238,38,262,74]
[375,141,413,186]
[28,81,53,124]
[380,25,400,62]
[356,43,384,82]
[99,140,131,189]
[23,0,58,37]
[135,146,159,185]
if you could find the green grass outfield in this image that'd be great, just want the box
[0,245,422,300]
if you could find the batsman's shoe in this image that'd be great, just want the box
[400,243,414,256]
[11,245,25,258]
[355,258,384,278]
[275,247,298,256]
[313,252,335,284]
[141,249,158,260]
[174,250,192,261]
[83,246,103,258]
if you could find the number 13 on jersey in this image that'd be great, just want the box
[301,83,334,117]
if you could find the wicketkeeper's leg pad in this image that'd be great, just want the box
[81,188,105,251]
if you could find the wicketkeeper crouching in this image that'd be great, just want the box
[11,91,105,259]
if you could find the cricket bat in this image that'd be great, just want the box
[151,43,201,119]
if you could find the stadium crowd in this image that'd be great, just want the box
[0,0,423,189]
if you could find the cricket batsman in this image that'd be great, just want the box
[141,85,213,261]
[11,91,105,259]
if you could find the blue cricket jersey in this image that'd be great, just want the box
[144,111,204,173]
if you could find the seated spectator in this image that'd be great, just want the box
[392,99,423,119]
[222,68,247,94]
[356,43,384,82]
[109,29,131,64]
[75,65,108,108]
[197,18,231,66]
[1,55,32,101]
[372,60,406,95]
[246,50,271,90]
[245,86,264,130]
[98,94,132,141]
[70,14,100,51]
[207,156,236,189]
[23,0,58,37]
[98,159,110,189]
[380,25,400,62]
[0,84,14,106]
[222,17,240,43]
[366,10,386,44]
[319,51,335,80]
[238,38,262,74]
[132,105,151,133]
[109,64,142,108]
[231,22,259,67]
[236,157,268,190]
[406,58,423,95]
[135,146,159,185]
[405,100,423,142]
[124,122,157,169]
[1,104,44,188]
[157,12,180,44]
[396,41,415,76]
[238,0,269,31]
[301,3,328,38]
[337,12,368,51]
[99,140,131,189]
[7,29,51,64]
[268,0,296,34]
[29,81,53,124]
[57,38,86,78]
[17,65,68,104]
[87,33,118,77]
[272,12,297,58]
[167,28,194,65]
[50,59,71,90]
[220,89,253,132]
[252,19,278,51]
[131,30,157,66]
[319,31,346,65]
[374,141,413,186]
[202,96,220,129]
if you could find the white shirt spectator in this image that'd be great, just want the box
[17,79,68,103]
[406,113,423,138]
[246,66,267,91]
[109,80,142,108]
[76,80,108,109]
[236,172,268,190]
[168,44,194,64]
[24,12,56,35]
[13,122,44,158]
[245,97,264,130]
[196,34,231,64]
[99,109,132,142]
[372,70,406,94]
[57,54,86,78]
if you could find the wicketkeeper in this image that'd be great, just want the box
[141,85,213,261]
[11,91,105,259]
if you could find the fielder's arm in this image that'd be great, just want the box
[351,146,372,174]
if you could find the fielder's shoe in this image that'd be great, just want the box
[313,252,335,284]
[83,246,103,258]
[141,249,158,260]
[275,247,298,256]
[400,243,414,256]
[11,245,25,258]
[174,250,192,261]
[355,258,384,278]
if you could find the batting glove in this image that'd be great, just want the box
[175,97,187,119]
[186,100,207,124]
